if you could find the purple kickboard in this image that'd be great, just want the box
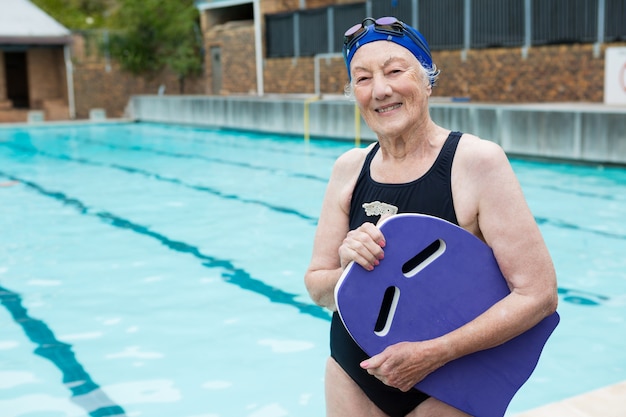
[335,213,559,417]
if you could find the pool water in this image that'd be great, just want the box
[0,123,625,417]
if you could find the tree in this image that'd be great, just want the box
[107,0,203,93]
[31,0,114,29]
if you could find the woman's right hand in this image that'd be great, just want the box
[338,221,386,271]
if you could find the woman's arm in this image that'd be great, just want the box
[361,137,558,390]
[304,146,385,311]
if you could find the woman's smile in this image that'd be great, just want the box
[376,103,403,114]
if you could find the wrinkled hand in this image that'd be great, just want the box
[360,341,444,392]
[338,221,386,271]
[338,212,396,272]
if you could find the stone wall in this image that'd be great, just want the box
[70,33,205,119]
[260,0,300,15]
[261,0,359,13]
[27,49,68,109]
[72,62,204,119]
[204,21,258,95]
[202,19,624,103]
[433,44,608,102]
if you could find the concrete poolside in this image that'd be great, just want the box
[515,380,626,417]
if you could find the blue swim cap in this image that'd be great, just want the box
[342,17,434,83]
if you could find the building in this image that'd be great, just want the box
[195,0,626,102]
[0,0,74,123]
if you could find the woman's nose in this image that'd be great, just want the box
[372,75,392,100]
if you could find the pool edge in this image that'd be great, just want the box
[514,380,626,417]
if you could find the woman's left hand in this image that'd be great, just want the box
[360,340,449,392]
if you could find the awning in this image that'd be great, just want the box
[0,0,72,46]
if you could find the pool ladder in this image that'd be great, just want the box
[304,96,361,148]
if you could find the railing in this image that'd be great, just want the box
[266,0,626,58]
[303,96,320,145]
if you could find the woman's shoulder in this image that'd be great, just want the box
[332,143,376,175]
[458,132,502,152]
[457,133,509,171]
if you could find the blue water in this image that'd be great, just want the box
[0,122,624,417]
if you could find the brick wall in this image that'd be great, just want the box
[260,0,300,15]
[27,49,67,108]
[3,25,620,124]
[201,0,364,95]
[1,39,205,122]
[71,34,204,119]
[72,62,204,119]
[261,0,356,14]
[202,20,622,102]
[0,48,70,122]
[432,44,610,102]
[204,21,258,95]
[260,0,360,14]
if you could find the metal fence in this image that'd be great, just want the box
[265,0,626,58]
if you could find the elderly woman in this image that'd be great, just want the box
[304,17,558,417]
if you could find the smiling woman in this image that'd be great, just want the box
[304,16,559,417]
[348,41,434,143]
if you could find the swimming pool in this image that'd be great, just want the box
[0,122,624,417]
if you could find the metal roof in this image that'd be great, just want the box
[0,0,71,45]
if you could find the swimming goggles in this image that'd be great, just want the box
[342,16,434,80]
[344,17,432,61]
[345,17,405,46]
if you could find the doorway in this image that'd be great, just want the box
[4,52,30,108]
[210,47,222,95]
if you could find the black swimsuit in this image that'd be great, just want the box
[330,131,462,417]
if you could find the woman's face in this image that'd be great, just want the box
[350,41,432,138]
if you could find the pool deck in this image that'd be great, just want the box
[514,380,626,417]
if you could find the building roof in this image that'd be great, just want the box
[195,0,254,10]
[0,0,72,46]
